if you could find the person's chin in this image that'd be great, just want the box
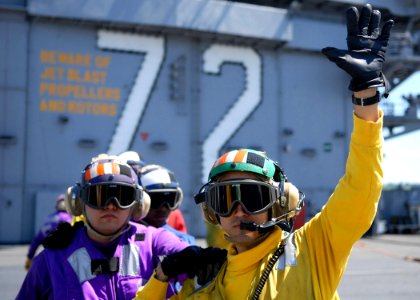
[229,231,257,243]
[100,214,118,221]
[155,215,167,223]
[99,226,121,235]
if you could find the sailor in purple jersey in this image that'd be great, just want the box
[24,194,72,271]
[17,155,190,300]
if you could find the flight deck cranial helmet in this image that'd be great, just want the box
[138,164,183,211]
[65,157,148,221]
[118,150,146,173]
[194,149,303,225]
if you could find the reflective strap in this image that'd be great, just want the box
[91,257,119,275]
[68,244,141,282]
[68,247,96,283]
[120,243,140,276]
[276,232,297,270]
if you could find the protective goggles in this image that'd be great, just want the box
[82,183,141,209]
[199,179,279,217]
[148,189,182,210]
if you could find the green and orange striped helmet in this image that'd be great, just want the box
[208,149,283,182]
[197,148,302,226]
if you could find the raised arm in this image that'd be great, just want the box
[300,4,393,294]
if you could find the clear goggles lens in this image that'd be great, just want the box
[83,184,139,209]
[206,179,278,217]
[148,190,181,210]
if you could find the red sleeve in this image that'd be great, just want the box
[167,209,187,233]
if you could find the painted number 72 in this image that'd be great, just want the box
[98,31,261,183]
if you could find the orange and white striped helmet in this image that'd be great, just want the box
[81,158,138,187]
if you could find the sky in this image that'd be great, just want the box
[381,71,420,185]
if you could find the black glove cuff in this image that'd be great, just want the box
[352,91,381,106]
[42,221,84,249]
[349,73,390,98]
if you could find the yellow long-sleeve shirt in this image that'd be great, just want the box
[135,111,384,300]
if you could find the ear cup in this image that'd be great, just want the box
[131,191,151,221]
[273,181,301,219]
[283,182,301,218]
[64,185,84,217]
[201,202,219,225]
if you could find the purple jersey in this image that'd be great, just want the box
[17,221,189,300]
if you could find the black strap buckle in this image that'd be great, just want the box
[352,91,381,106]
[91,257,119,275]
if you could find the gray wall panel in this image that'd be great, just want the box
[0,12,28,243]
[0,187,23,243]
[0,89,26,183]
[25,22,144,186]
[277,51,349,189]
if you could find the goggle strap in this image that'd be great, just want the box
[194,184,209,204]
[274,164,286,183]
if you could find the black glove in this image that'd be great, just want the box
[196,247,227,286]
[161,246,227,285]
[42,221,84,249]
[161,246,203,278]
[321,4,394,96]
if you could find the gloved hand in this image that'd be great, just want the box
[321,4,394,96]
[160,246,227,285]
[42,221,84,249]
[24,258,32,271]
[196,247,227,286]
[161,246,203,278]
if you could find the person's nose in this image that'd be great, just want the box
[160,203,170,211]
[231,203,248,217]
[104,197,119,210]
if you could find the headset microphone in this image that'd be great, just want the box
[240,218,292,233]
[239,222,259,231]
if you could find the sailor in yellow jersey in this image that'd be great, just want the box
[134,3,393,299]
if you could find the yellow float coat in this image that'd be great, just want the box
[135,112,384,300]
